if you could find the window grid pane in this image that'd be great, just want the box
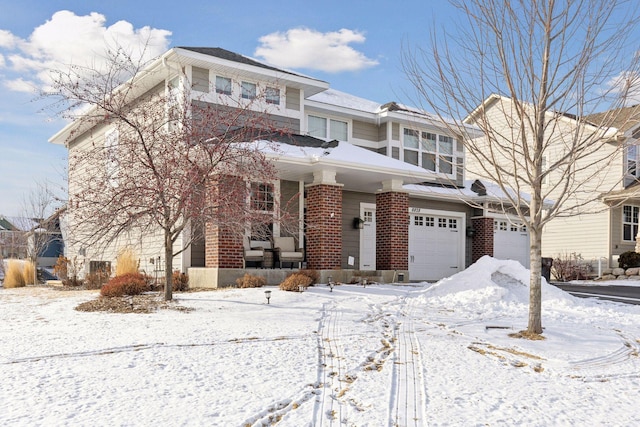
[330,119,348,141]
[215,76,231,95]
[241,81,256,99]
[308,116,327,138]
[266,87,280,105]
[404,129,419,148]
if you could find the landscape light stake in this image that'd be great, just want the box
[265,290,271,304]
[328,276,334,292]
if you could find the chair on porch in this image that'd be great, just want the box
[273,236,304,269]
[243,236,264,268]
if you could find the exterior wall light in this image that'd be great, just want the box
[466,226,476,238]
[353,217,365,229]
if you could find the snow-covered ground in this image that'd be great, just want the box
[1,257,639,426]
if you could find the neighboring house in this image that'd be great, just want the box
[50,47,530,285]
[0,213,64,267]
[0,216,27,259]
[465,94,640,269]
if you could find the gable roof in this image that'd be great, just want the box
[0,216,17,231]
[178,47,308,79]
[584,105,640,134]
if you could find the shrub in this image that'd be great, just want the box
[552,252,591,281]
[618,251,640,269]
[236,273,266,288]
[296,269,319,285]
[172,270,189,292]
[100,273,150,297]
[4,259,25,288]
[53,255,68,280]
[85,269,111,290]
[279,273,312,292]
[23,260,36,285]
[115,248,139,276]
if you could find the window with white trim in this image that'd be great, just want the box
[403,129,456,175]
[215,76,232,95]
[266,87,280,105]
[250,183,274,212]
[623,205,639,241]
[192,67,209,92]
[241,81,256,100]
[307,115,348,141]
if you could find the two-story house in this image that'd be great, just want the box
[465,94,640,270]
[50,47,531,286]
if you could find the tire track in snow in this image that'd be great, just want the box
[313,301,346,426]
[388,299,427,427]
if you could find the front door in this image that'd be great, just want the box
[360,203,376,270]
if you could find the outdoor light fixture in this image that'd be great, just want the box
[328,276,334,292]
[362,278,367,287]
[353,217,365,229]
[466,226,476,238]
[299,285,305,293]
[265,290,271,304]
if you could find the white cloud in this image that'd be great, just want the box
[3,78,36,93]
[0,29,19,49]
[603,70,640,105]
[0,10,172,92]
[255,28,378,73]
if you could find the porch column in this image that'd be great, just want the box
[204,175,244,269]
[306,172,343,269]
[204,223,243,268]
[376,189,409,270]
[471,217,494,263]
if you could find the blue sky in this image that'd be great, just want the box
[0,0,459,217]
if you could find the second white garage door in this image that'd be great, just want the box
[409,209,465,281]
[493,219,530,268]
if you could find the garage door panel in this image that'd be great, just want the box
[493,220,530,268]
[409,213,463,281]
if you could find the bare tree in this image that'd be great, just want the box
[46,46,289,300]
[403,0,640,334]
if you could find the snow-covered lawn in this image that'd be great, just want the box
[1,257,640,426]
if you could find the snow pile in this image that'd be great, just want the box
[417,256,573,314]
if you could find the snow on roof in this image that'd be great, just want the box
[262,139,434,176]
[307,88,383,114]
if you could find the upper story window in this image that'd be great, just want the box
[308,115,348,141]
[623,205,639,241]
[627,144,639,178]
[241,81,257,100]
[215,76,232,95]
[192,67,209,92]
[403,128,456,175]
[266,87,280,105]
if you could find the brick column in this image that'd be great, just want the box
[306,184,342,269]
[205,223,243,268]
[204,176,244,268]
[376,191,409,270]
[471,217,494,263]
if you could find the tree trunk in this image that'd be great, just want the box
[528,226,543,334]
[164,230,173,301]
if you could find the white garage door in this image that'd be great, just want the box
[409,210,464,281]
[493,219,530,268]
